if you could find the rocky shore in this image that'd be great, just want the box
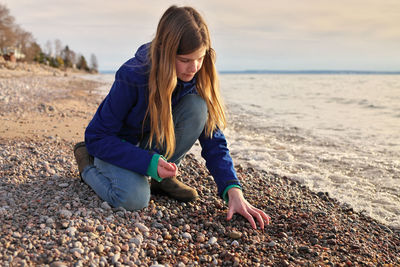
[0,67,399,266]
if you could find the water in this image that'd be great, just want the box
[89,73,400,228]
[220,74,400,228]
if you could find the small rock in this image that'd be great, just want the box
[50,262,68,267]
[279,232,288,239]
[183,224,190,232]
[95,244,104,254]
[310,237,318,245]
[152,222,164,229]
[182,232,192,239]
[268,241,276,247]
[66,227,77,237]
[134,222,149,232]
[70,248,84,254]
[12,232,21,238]
[196,233,206,243]
[228,231,242,239]
[96,225,105,231]
[233,257,240,267]
[59,210,72,219]
[100,202,111,210]
[73,250,82,259]
[231,240,239,247]
[61,221,69,229]
[298,246,311,254]
[58,183,69,188]
[208,236,217,245]
[129,236,143,247]
[111,253,120,264]
[121,244,129,252]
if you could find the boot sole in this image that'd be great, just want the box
[151,187,198,203]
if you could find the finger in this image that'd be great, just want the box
[170,163,177,171]
[261,212,271,225]
[157,165,176,178]
[253,208,271,226]
[159,159,174,171]
[250,209,265,230]
[242,210,257,229]
[226,207,235,221]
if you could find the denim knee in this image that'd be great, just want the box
[113,181,150,211]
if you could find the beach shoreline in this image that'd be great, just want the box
[0,68,399,266]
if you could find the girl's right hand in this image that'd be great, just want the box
[157,158,178,178]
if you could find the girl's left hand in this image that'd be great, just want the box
[157,158,178,178]
[226,187,271,229]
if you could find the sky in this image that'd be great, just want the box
[3,0,400,71]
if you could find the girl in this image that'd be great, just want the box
[74,5,270,229]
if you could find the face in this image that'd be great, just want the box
[175,47,206,82]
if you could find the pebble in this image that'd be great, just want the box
[59,209,72,219]
[310,237,318,245]
[130,236,143,247]
[134,222,149,232]
[50,262,68,267]
[12,232,21,238]
[208,236,218,245]
[298,246,311,254]
[61,221,69,228]
[231,240,240,247]
[268,241,276,247]
[100,201,111,210]
[152,222,164,229]
[111,253,120,264]
[228,231,242,239]
[46,217,55,224]
[70,248,84,254]
[182,232,192,239]
[66,227,77,237]
[121,244,129,252]
[95,244,104,254]
[196,233,206,242]
[58,183,69,188]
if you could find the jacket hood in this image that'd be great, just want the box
[134,42,151,64]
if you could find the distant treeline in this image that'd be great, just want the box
[0,3,98,73]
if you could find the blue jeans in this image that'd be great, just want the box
[81,94,207,210]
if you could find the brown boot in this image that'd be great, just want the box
[73,142,94,178]
[151,176,198,202]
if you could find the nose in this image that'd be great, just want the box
[188,61,198,73]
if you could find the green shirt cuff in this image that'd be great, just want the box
[222,185,242,204]
[147,154,162,182]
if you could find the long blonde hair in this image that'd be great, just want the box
[145,5,226,159]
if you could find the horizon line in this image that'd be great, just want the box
[100,69,400,75]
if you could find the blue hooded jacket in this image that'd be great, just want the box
[85,43,241,198]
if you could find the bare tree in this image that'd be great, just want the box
[54,39,62,57]
[90,53,98,72]
[0,4,16,49]
[44,40,52,56]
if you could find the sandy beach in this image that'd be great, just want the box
[0,64,399,266]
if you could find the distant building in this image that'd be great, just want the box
[0,46,26,62]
